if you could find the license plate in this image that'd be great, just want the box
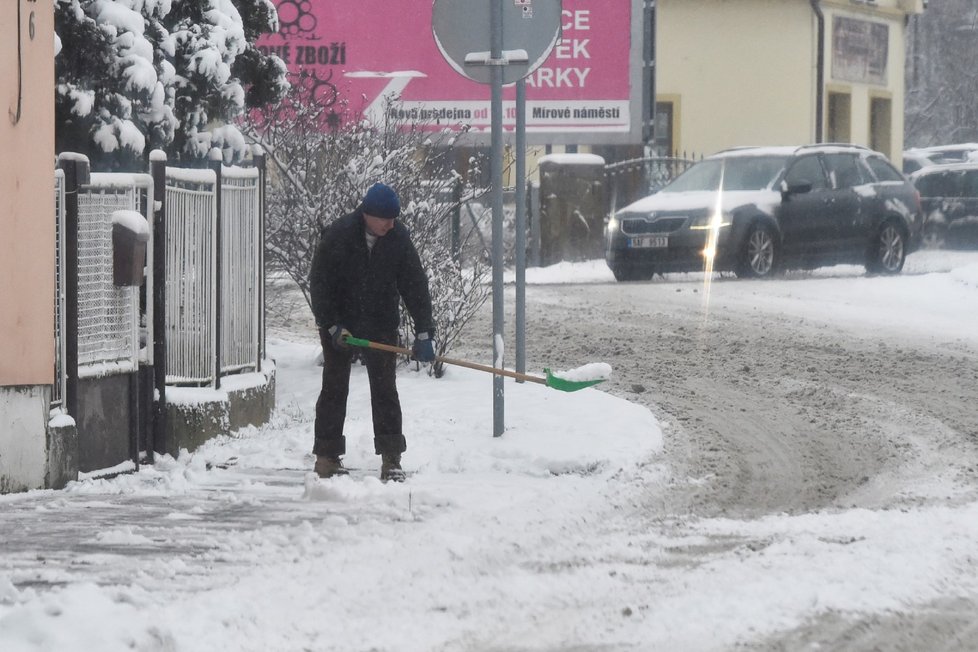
[629,235,668,248]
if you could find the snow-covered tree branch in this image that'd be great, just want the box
[905,1,978,147]
[55,0,288,170]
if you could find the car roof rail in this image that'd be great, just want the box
[795,143,872,152]
[713,146,763,154]
[712,143,876,157]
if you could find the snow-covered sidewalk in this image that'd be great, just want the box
[0,339,662,652]
[5,250,978,651]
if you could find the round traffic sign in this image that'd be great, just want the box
[432,0,562,85]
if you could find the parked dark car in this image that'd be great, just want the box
[910,162,978,249]
[604,145,923,281]
[905,143,978,165]
[902,149,945,175]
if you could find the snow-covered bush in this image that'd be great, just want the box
[241,85,491,376]
[55,0,288,170]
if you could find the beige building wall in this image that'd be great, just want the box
[657,0,921,161]
[658,0,817,157]
[0,0,55,387]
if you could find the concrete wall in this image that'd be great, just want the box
[0,387,50,492]
[164,366,276,458]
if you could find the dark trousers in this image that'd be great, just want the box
[313,329,407,458]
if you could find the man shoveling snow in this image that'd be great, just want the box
[308,182,436,482]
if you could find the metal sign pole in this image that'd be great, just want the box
[432,0,560,437]
[515,78,527,378]
[490,0,505,437]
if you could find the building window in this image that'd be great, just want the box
[654,101,674,156]
[870,97,892,158]
[827,92,851,143]
[832,17,889,85]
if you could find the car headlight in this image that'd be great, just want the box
[606,215,620,234]
[688,213,731,230]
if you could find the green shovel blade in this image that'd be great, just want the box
[544,368,606,392]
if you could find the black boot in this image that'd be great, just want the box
[314,455,349,478]
[380,454,406,482]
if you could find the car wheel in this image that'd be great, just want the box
[611,265,654,282]
[736,223,778,278]
[866,220,907,274]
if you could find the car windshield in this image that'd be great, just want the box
[663,155,788,193]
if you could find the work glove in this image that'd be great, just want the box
[327,324,352,351]
[412,332,436,363]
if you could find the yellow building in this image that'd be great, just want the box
[1,0,58,490]
[655,0,924,163]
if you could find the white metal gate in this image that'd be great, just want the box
[220,167,261,375]
[164,165,261,386]
[164,169,218,385]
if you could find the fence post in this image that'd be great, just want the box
[451,177,461,263]
[528,180,541,267]
[607,166,620,215]
[209,148,223,390]
[252,145,266,373]
[57,154,90,421]
[150,150,167,460]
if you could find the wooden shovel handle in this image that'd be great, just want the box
[349,338,547,386]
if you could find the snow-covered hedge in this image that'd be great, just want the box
[55,0,288,170]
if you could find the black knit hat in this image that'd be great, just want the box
[360,182,401,219]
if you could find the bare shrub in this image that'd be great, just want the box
[242,84,491,376]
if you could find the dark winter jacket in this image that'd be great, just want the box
[309,210,434,340]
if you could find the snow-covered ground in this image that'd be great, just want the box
[1,249,977,651]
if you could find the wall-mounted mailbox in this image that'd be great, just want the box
[111,210,150,287]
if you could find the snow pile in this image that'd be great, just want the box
[552,362,613,382]
[950,262,978,288]
[0,583,173,652]
[0,335,664,651]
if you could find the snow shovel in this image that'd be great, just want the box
[343,336,607,393]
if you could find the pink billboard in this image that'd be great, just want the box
[257,0,641,145]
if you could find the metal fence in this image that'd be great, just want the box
[76,174,153,376]
[51,155,264,394]
[164,168,218,385]
[605,155,697,213]
[220,168,261,375]
[164,165,261,386]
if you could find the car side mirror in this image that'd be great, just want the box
[781,180,813,199]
